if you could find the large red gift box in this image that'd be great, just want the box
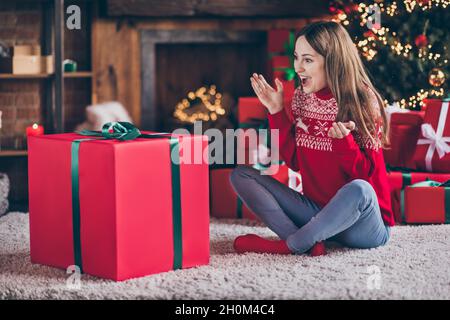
[28,131,209,281]
[383,111,425,169]
[210,164,290,220]
[403,182,450,224]
[387,170,450,223]
[413,100,450,172]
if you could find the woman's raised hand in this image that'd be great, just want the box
[250,73,284,115]
[328,121,356,139]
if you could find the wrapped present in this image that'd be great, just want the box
[270,55,296,100]
[237,97,267,123]
[401,180,450,224]
[267,29,291,54]
[383,110,425,169]
[210,164,290,220]
[28,122,209,281]
[288,168,303,194]
[413,101,450,172]
[387,170,450,223]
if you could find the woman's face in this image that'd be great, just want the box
[294,36,327,94]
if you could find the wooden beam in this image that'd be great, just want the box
[106,0,329,18]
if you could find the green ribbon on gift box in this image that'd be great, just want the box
[400,179,450,224]
[71,122,183,273]
[270,30,300,87]
[385,164,423,188]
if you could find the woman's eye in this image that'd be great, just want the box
[305,59,312,63]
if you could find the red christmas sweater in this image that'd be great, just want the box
[268,86,395,226]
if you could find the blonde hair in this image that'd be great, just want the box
[297,21,389,148]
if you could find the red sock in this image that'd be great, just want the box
[233,234,292,254]
[309,241,327,257]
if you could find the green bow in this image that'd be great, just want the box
[72,122,183,273]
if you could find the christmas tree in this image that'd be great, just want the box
[329,0,449,109]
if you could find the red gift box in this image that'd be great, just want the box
[237,97,267,123]
[210,164,290,220]
[383,111,425,168]
[387,170,450,223]
[28,131,209,281]
[403,183,450,224]
[390,111,425,126]
[270,55,296,100]
[413,100,450,172]
[268,30,291,54]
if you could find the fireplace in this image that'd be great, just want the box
[140,30,267,131]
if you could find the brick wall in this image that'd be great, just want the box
[0,1,91,149]
[0,2,43,149]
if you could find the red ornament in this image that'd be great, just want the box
[415,34,428,48]
[417,0,431,5]
[344,3,358,14]
[329,5,337,13]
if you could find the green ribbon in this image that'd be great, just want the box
[400,179,450,224]
[71,122,183,273]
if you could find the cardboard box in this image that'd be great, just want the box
[0,55,41,74]
[0,55,54,74]
[11,45,41,56]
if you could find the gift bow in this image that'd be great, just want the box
[77,121,168,140]
[417,102,450,171]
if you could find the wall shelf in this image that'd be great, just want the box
[0,72,92,79]
[64,71,93,78]
[0,150,28,157]
[0,73,53,79]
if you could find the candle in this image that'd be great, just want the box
[26,123,44,136]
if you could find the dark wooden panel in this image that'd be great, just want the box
[107,0,329,18]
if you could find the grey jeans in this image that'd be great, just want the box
[230,165,391,254]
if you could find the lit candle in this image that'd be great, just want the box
[26,123,44,136]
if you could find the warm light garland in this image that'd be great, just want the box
[385,87,445,109]
[173,85,226,123]
[338,1,448,64]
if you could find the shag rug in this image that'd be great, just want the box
[1,212,449,300]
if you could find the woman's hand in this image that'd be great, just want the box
[328,121,356,139]
[250,73,284,115]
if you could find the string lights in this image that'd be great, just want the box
[173,85,226,123]
[333,0,449,108]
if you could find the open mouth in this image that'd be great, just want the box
[299,75,311,88]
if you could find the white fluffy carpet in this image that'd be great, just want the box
[1,212,449,300]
